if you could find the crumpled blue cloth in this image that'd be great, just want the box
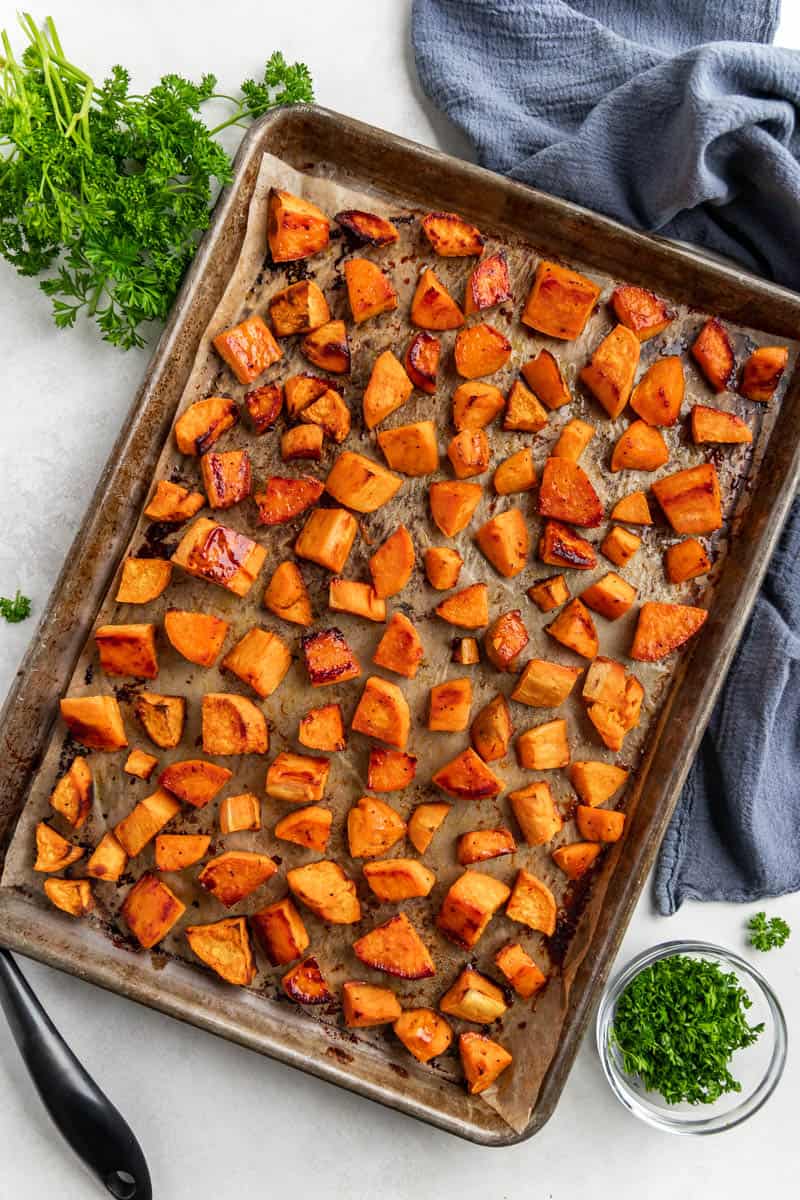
[412,0,800,912]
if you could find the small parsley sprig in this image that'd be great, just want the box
[748,912,791,952]
[0,591,31,623]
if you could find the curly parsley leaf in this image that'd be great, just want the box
[0,591,32,623]
[748,911,791,952]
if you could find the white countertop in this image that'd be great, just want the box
[1,3,798,1196]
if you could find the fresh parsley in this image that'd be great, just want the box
[0,14,313,349]
[748,912,791,952]
[611,954,763,1105]
[0,591,31,623]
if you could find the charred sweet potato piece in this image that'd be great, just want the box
[457,828,516,866]
[213,315,282,385]
[475,508,530,577]
[394,1009,453,1063]
[452,637,478,665]
[484,609,529,671]
[144,479,205,523]
[410,268,464,330]
[362,858,436,901]
[343,982,402,1027]
[172,518,266,596]
[581,657,626,707]
[328,579,386,622]
[222,627,291,698]
[362,350,413,430]
[539,456,603,528]
[124,749,158,781]
[335,207,398,244]
[298,703,346,752]
[244,383,284,437]
[202,693,268,756]
[740,345,788,402]
[539,520,597,571]
[470,694,513,762]
[464,250,512,315]
[266,752,330,804]
[440,967,507,1023]
[407,802,449,853]
[263,560,313,627]
[198,850,277,908]
[570,761,629,807]
[600,525,641,568]
[326,450,402,512]
[344,258,398,324]
[369,526,415,599]
[200,449,252,510]
[154,833,211,871]
[295,507,358,573]
[630,356,684,427]
[134,692,186,749]
[511,658,581,708]
[300,387,351,443]
[378,420,439,476]
[580,325,641,419]
[428,677,472,732]
[452,381,505,431]
[354,912,435,979]
[547,598,598,659]
[435,583,489,628]
[447,429,490,479]
[159,761,231,809]
[351,676,411,749]
[691,317,734,392]
[368,748,418,793]
[508,781,562,845]
[175,396,238,456]
[493,448,536,496]
[49,756,92,829]
[405,331,440,394]
[552,418,595,463]
[652,463,722,534]
[284,374,328,419]
[282,957,333,1005]
[286,860,361,924]
[528,573,570,613]
[251,897,309,965]
[691,404,752,444]
[581,572,637,620]
[301,627,360,687]
[218,792,261,834]
[611,491,652,525]
[255,475,324,527]
[424,546,463,590]
[432,747,504,800]
[436,869,510,949]
[44,878,94,918]
[122,874,185,949]
[517,718,570,770]
[552,842,602,879]
[522,260,600,339]
[95,624,158,679]
[186,917,255,986]
[495,943,546,999]
[274,806,332,853]
[506,869,557,934]
[33,822,84,873]
[665,537,711,583]
[164,609,228,666]
[454,323,512,379]
[460,1032,513,1095]
[576,805,626,843]
[630,601,708,660]
[268,188,330,262]
[269,280,330,336]
[521,351,571,413]
[429,480,482,536]
[611,285,672,341]
[422,210,484,256]
[611,420,669,472]
[85,832,127,882]
[373,612,424,679]
[281,424,324,462]
[115,558,172,604]
[300,319,350,374]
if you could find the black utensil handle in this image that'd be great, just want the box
[0,949,152,1200]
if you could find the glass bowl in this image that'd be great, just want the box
[596,940,787,1134]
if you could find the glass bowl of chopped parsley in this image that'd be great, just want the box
[596,941,787,1133]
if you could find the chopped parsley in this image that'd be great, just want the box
[0,591,31,623]
[748,912,791,952]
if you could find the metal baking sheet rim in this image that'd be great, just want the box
[1,105,799,1147]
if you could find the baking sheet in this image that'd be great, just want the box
[2,149,794,1135]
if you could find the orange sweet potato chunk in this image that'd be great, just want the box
[363,351,413,430]
[254,475,324,526]
[373,612,424,679]
[154,833,211,871]
[470,694,513,762]
[144,479,205,523]
[576,805,626,843]
[351,676,411,749]
[301,319,350,374]
[219,793,261,834]
[95,624,158,679]
[344,258,398,323]
[528,574,570,613]
[301,627,360,687]
[115,558,172,604]
[447,429,490,478]
[432,747,503,800]
[740,345,788,402]
[476,508,530,577]
[503,379,550,435]
[124,749,158,781]
[368,748,418,793]
[266,752,330,804]
[284,373,328,418]
[281,424,323,462]
[394,1009,453,1063]
[244,382,283,434]
[326,451,402,513]
[201,449,252,509]
[520,350,571,412]
[335,209,399,246]
[552,842,602,879]
[582,657,626,707]
[464,251,512,314]
[263,561,313,627]
[328,579,386,623]
[354,913,435,979]
[343,982,403,1027]
[630,601,708,660]
[268,188,330,262]
[274,806,333,853]
[159,760,231,809]
[508,781,562,845]
[493,447,537,495]
[378,420,439,476]
[421,211,484,256]
[425,547,464,591]
[611,420,669,472]
[581,572,637,620]
[369,526,415,598]
[282,957,333,1005]
[268,280,330,336]
[552,418,595,462]
[511,658,580,707]
[222,627,291,698]
[122,874,185,949]
[49,756,92,829]
[611,286,672,341]
[165,609,229,667]
[652,463,722,534]
[459,1032,513,1095]
[522,260,600,339]
[630,356,685,426]
[295,507,358,572]
[436,870,510,948]
[665,537,711,583]
[495,943,547,999]
[405,331,440,393]
[429,481,482,536]
[569,761,629,807]
[580,325,641,419]
[172,518,266,596]
[539,457,603,527]
[86,833,127,882]
[435,583,489,628]
[600,525,641,567]
[198,851,277,908]
[174,396,238,457]
[505,869,557,934]
[44,878,95,918]
[33,822,84,873]
[213,315,282,385]
[428,677,473,732]
[440,967,507,1023]
[410,268,464,330]
[185,917,255,986]
[454,323,512,379]
[539,521,597,571]
[611,491,652,525]
[516,718,570,770]
[691,317,735,392]
[251,897,309,965]
[201,693,268,756]
[407,802,449,853]
[453,381,505,431]
[298,703,346,752]
[286,860,361,924]
[457,828,516,866]
[363,858,436,901]
[300,384,352,443]
[690,405,752,444]
[546,598,598,658]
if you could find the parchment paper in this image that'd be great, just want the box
[3,152,794,1134]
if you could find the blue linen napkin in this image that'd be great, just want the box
[412,0,800,912]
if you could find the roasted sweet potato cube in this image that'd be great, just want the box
[407,802,449,853]
[164,609,228,667]
[611,285,672,341]
[268,280,330,336]
[268,188,330,262]
[394,1009,453,1063]
[114,788,181,857]
[506,869,557,934]
[493,448,536,496]
[691,317,734,392]
[49,756,92,829]
[351,676,411,749]
[611,420,669,472]
[495,943,546,999]
[85,832,127,882]
[372,612,424,680]
[33,822,84,873]
[476,508,530,577]
[611,491,652,525]
[432,747,504,800]
[344,258,398,324]
[172,518,266,596]
[185,917,255,986]
[454,323,512,379]
[295,507,358,572]
[335,208,399,245]
[281,424,324,462]
[528,574,570,613]
[202,693,268,756]
[576,805,626,844]
[424,547,463,590]
[378,420,439,476]
[621,675,645,732]
[435,583,489,628]
[284,374,327,419]
[501,382,547,441]
[251,897,309,965]
[460,1032,513,1094]
[428,677,472,732]
[630,601,707,660]
[347,795,406,858]
[581,572,637,620]
[440,967,507,1023]
[665,537,711,583]
[354,912,435,979]
[300,386,351,443]
[484,609,529,671]
[569,761,629,807]
[282,956,333,1005]
[452,381,505,431]
[368,526,414,600]
[254,475,324,526]
[174,396,238,456]
[436,870,510,949]
[508,781,562,845]
[404,331,440,394]
[266,752,330,804]
[580,325,641,419]
[326,450,402,513]
[552,418,595,463]
[453,637,480,665]
[95,624,158,679]
[586,702,625,752]
[159,761,231,809]
[362,350,413,430]
[144,479,205,522]
[198,850,277,908]
[115,558,172,604]
[263,560,313,627]
[298,703,346,752]
[539,457,603,528]
[652,463,722,534]
[122,873,185,949]
[222,627,291,699]
[429,480,482,536]
[244,383,283,436]
[464,250,512,314]
[410,268,464,330]
[691,404,752,444]
[539,520,597,571]
[274,805,333,853]
[154,833,211,871]
[511,658,581,708]
[134,692,186,749]
[457,828,516,866]
[581,657,626,707]
[470,694,513,762]
[343,982,402,1027]
[521,352,571,414]
[124,749,158,781]
[630,356,684,427]
[447,429,490,479]
[553,842,602,879]
[600,525,641,568]
[517,718,570,770]
[522,260,600,339]
[200,449,252,510]
[213,314,281,385]
[301,319,350,374]
[329,579,386,623]
[301,627,360,687]
[547,598,598,659]
[368,748,418,793]
[363,858,436,901]
[422,210,484,256]
[287,859,360,924]
[44,878,94,918]
[217,790,263,834]
[740,345,788,402]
